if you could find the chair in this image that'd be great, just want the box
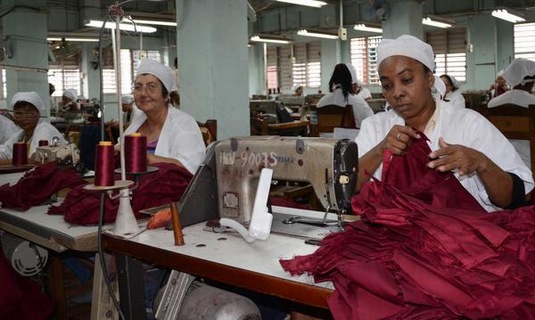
[250,117,309,136]
[197,119,217,146]
[309,104,356,137]
[475,104,535,172]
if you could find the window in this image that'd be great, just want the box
[102,49,161,94]
[292,42,321,89]
[426,29,467,81]
[350,36,382,85]
[514,22,535,60]
[48,67,81,97]
[265,42,322,92]
[266,46,278,91]
[0,69,6,100]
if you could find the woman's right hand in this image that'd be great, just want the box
[383,125,421,155]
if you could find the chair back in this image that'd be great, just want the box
[197,119,217,146]
[479,104,535,172]
[309,104,355,137]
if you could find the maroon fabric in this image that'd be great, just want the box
[0,252,56,319]
[280,134,535,319]
[48,163,193,225]
[0,162,86,211]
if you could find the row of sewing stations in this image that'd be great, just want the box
[3,90,534,320]
[0,104,362,320]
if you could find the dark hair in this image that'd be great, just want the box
[440,74,458,91]
[328,63,354,100]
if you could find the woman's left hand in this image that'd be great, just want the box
[427,137,488,176]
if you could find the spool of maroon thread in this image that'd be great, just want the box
[38,140,49,147]
[94,141,115,186]
[125,133,147,173]
[12,142,28,166]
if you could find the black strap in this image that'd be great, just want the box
[505,172,527,209]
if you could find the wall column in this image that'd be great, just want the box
[176,0,249,139]
[1,0,49,114]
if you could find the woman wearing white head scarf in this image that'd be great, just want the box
[440,74,466,109]
[316,63,374,128]
[0,92,66,163]
[355,35,533,211]
[122,59,205,174]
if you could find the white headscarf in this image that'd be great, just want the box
[434,75,446,99]
[502,58,535,87]
[377,35,435,72]
[346,63,358,84]
[62,89,77,101]
[136,59,177,93]
[11,92,45,114]
[121,95,134,104]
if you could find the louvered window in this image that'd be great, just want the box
[426,28,467,81]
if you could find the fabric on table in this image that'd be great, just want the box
[48,162,193,225]
[0,161,86,211]
[280,134,535,319]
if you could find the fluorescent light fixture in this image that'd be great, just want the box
[276,0,327,8]
[353,24,382,33]
[47,37,99,42]
[297,29,338,39]
[250,35,291,44]
[491,8,526,23]
[84,19,157,33]
[422,16,455,28]
[130,18,176,27]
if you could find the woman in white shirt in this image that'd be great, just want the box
[440,74,466,109]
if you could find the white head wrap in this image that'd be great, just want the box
[121,95,134,104]
[346,63,358,84]
[292,84,303,92]
[433,75,446,98]
[377,35,435,72]
[136,59,177,93]
[11,92,45,114]
[502,58,535,87]
[62,89,77,101]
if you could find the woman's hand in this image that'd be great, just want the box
[383,125,421,156]
[427,137,488,176]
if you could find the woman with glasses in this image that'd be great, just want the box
[0,91,66,163]
[122,59,205,174]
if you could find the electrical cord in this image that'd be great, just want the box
[97,192,126,320]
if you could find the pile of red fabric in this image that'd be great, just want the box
[48,163,193,225]
[280,135,535,319]
[0,162,86,211]
[0,252,55,319]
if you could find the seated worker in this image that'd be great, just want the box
[440,74,466,109]
[120,95,143,125]
[121,59,206,174]
[488,58,535,109]
[488,72,509,99]
[292,84,304,96]
[0,114,19,144]
[355,35,533,211]
[0,92,67,164]
[317,63,374,128]
[59,89,79,115]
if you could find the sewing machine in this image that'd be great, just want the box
[34,143,80,167]
[177,136,358,229]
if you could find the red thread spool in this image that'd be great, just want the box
[12,142,28,166]
[39,140,49,147]
[125,133,147,173]
[95,141,115,186]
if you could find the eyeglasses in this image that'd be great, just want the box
[132,83,161,94]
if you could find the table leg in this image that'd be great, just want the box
[116,253,147,320]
